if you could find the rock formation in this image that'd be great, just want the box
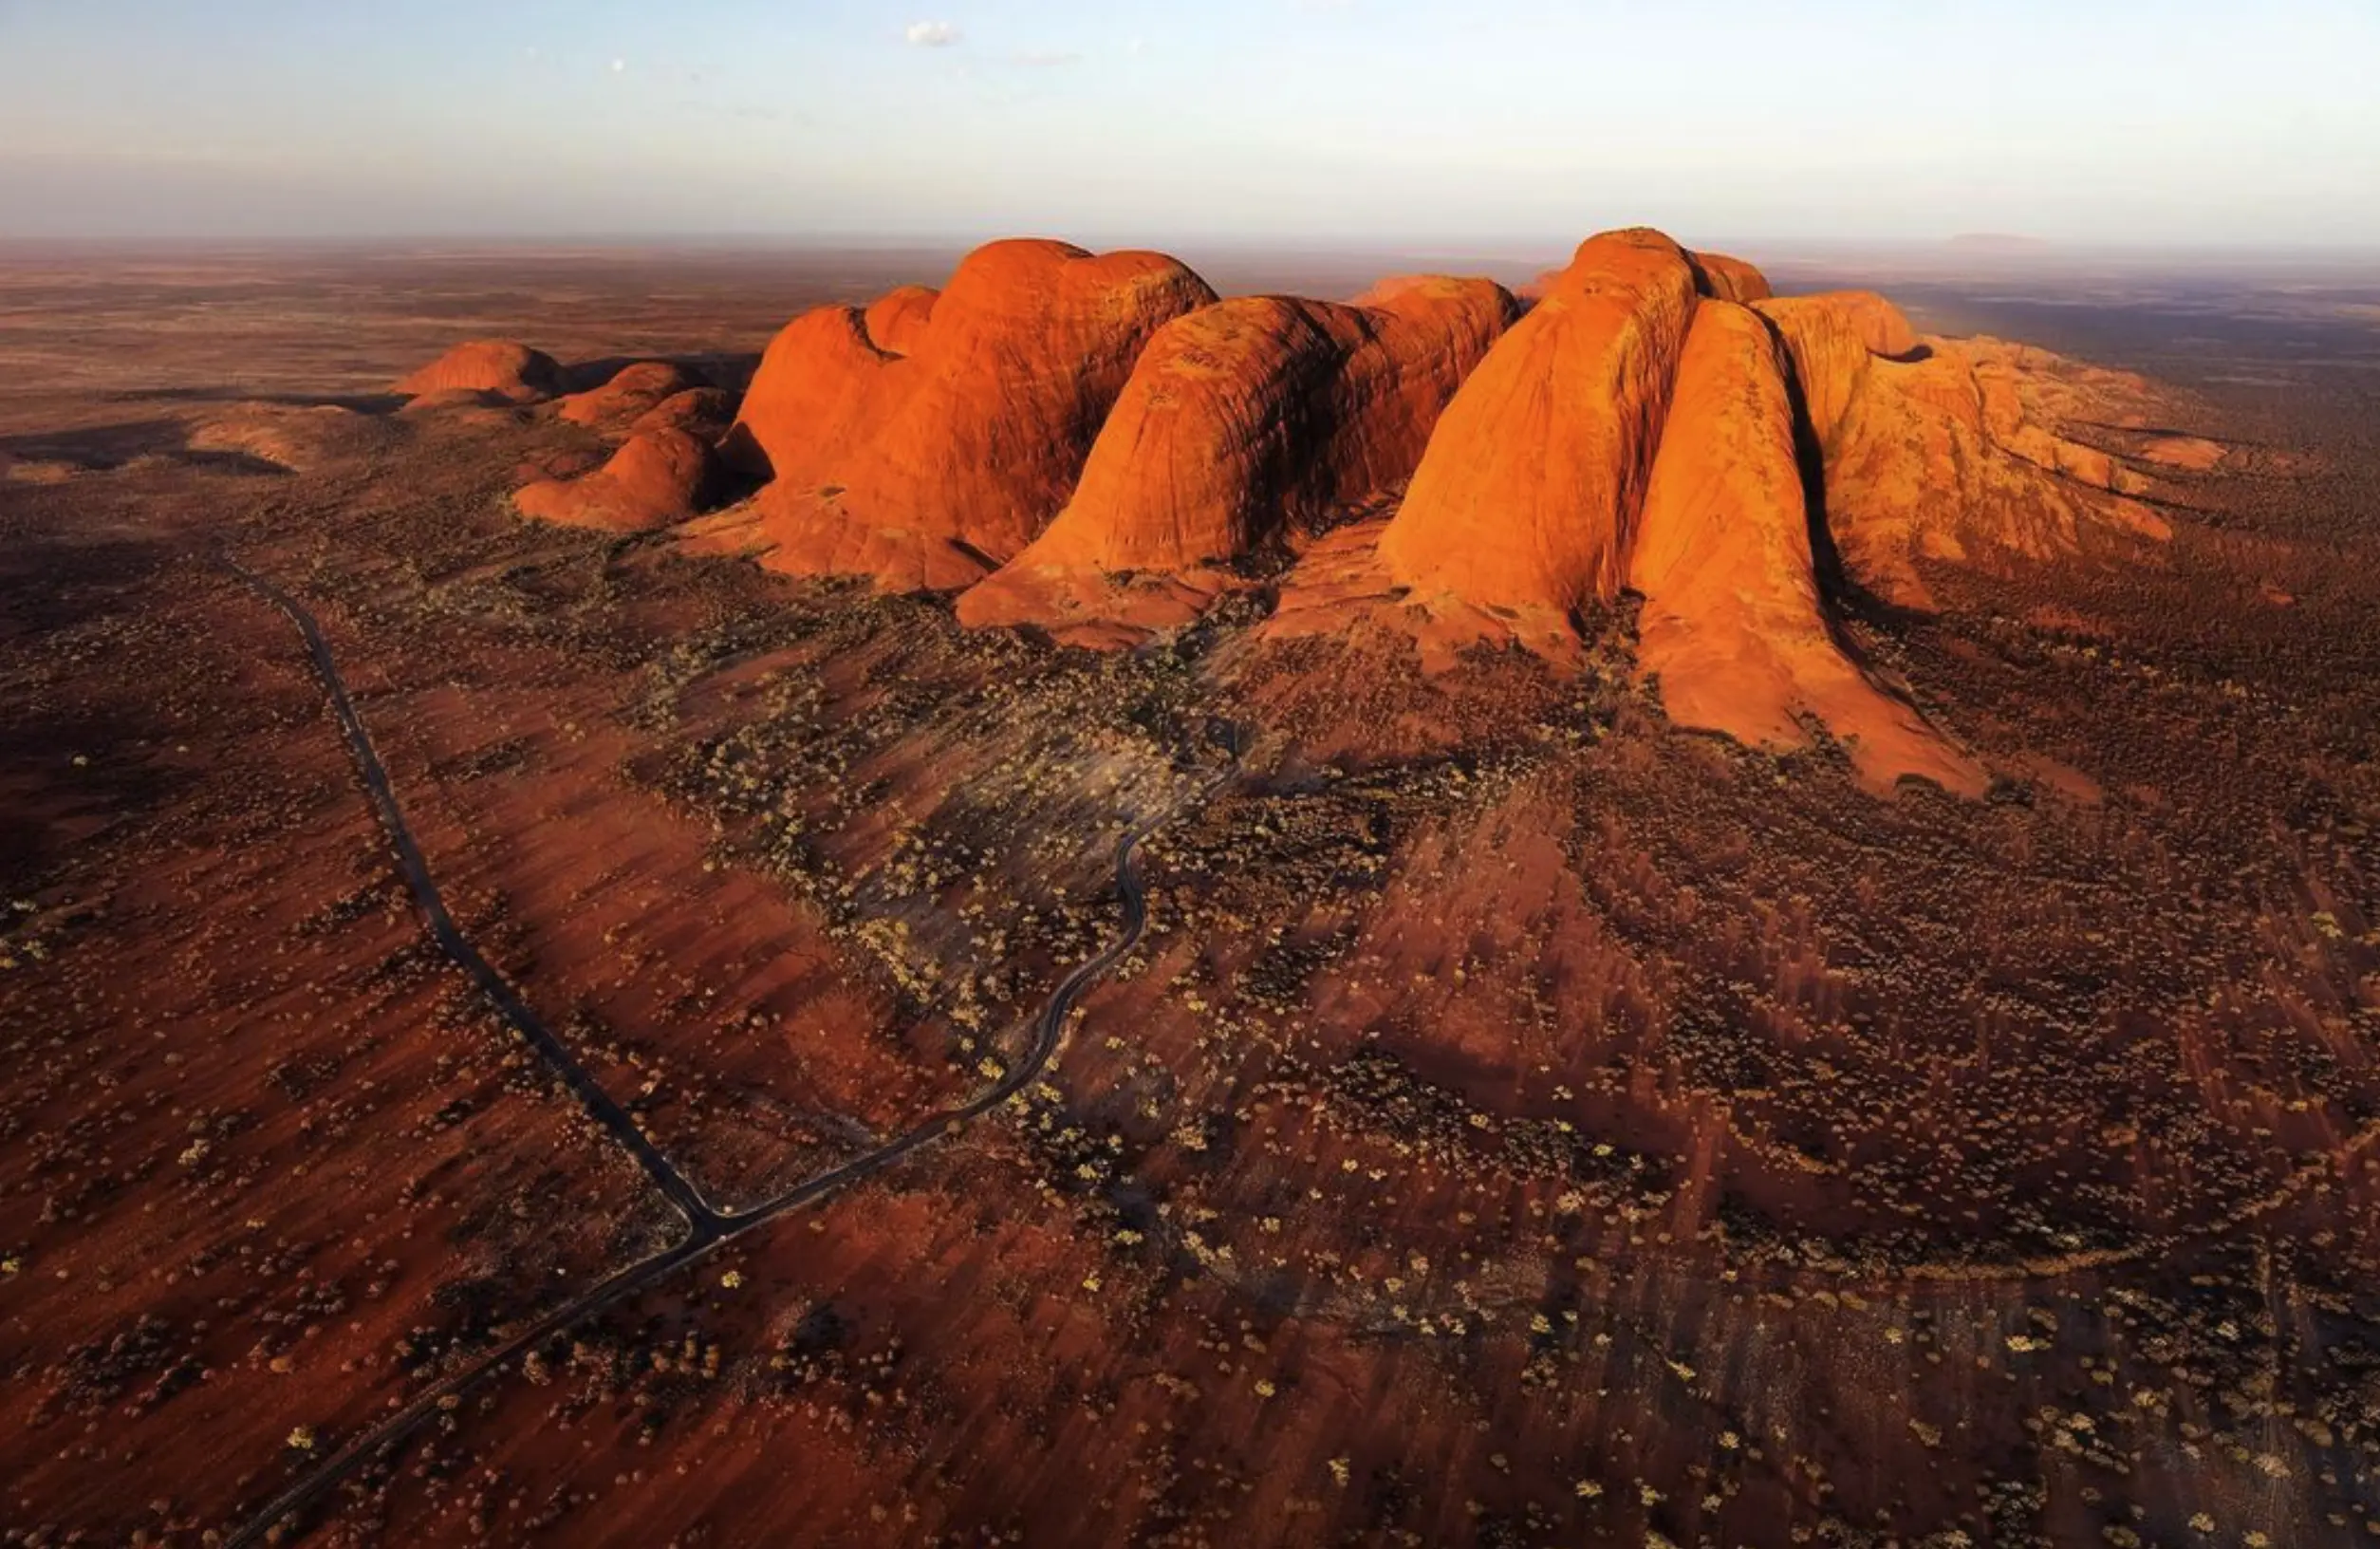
[1688,251,1774,304]
[1277,234,2162,789]
[424,221,2199,795]
[718,305,908,481]
[753,242,1218,589]
[1758,293,2168,607]
[864,286,939,355]
[630,387,737,440]
[1629,301,1984,793]
[712,287,939,480]
[514,427,716,532]
[1518,246,1769,306]
[1375,229,1701,623]
[700,242,1216,590]
[186,403,393,474]
[2140,434,2228,472]
[394,340,562,404]
[557,362,701,435]
[1754,290,1921,443]
[956,276,1518,643]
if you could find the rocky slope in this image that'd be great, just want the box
[1821,338,2173,607]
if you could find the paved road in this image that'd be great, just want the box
[218,553,1227,1547]
[220,553,722,1231]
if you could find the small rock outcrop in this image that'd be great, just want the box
[557,362,701,435]
[394,340,563,404]
[186,403,393,474]
[1688,251,1774,304]
[514,427,716,532]
[629,387,737,440]
[864,286,939,355]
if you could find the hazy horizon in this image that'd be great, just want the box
[4,0,2377,249]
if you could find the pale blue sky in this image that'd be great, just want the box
[2,0,2375,248]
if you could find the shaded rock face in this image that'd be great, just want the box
[514,427,716,532]
[1377,229,1701,618]
[1629,302,1984,794]
[956,276,1518,641]
[727,240,1218,590]
[394,340,563,404]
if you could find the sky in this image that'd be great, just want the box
[2,0,2377,251]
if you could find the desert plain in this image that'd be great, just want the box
[3,237,2379,1548]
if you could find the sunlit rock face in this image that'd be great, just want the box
[430,223,2178,795]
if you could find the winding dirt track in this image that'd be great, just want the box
[217,554,1227,1548]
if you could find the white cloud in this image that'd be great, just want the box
[904,21,959,47]
[1012,49,1083,68]
[609,58,626,73]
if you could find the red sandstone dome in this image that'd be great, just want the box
[789,242,1215,586]
[1518,245,1769,306]
[956,275,1519,643]
[393,340,563,404]
[864,286,939,356]
[514,427,716,532]
[703,239,1218,591]
[718,305,907,481]
[556,362,701,434]
[1628,300,1984,794]
[1687,251,1774,305]
[1376,228,1701,621]
[629,386,737,440]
